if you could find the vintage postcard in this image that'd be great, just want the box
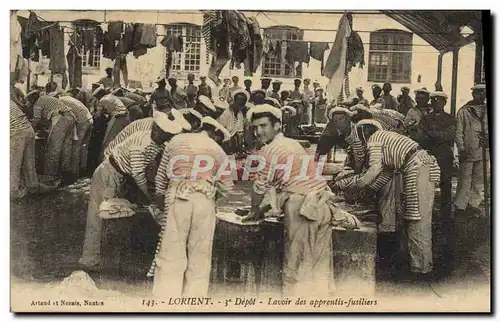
[10,9,491,313]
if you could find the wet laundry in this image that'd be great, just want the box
[160,34,183,52]
[347,30,365,71]
[107,21,124,42]
[67,46,83,88]
[309,42,330,75]
[48,26,66,74]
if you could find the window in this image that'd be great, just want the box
[73,20,101,71]
[165,24,201,77]
[368,30,413,83]
[262,26,303,78]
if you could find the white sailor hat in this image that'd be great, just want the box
[430,91,448,99]
[153,110,183,134]
[201,116,231,142]
[371,84,382,90]
[313,79,320,84]
[198,95,216,111]
[355,86,364,92]
[185,108,203,122]
[213,99,229,110]
[356,119,383,131]
[327,106,355,120]
[47,89,63,97]
[26,90,41,102]
[272,80,282,85]
[260,77,272,81]
[281,105,297,116]
[232,88,250,102]
[471,84,486,91]
[252,89,266,96]
[414,87,430,94]
[170,108,192,131]
[264,97,281,108]
[247,104,283,122]
[155,76,166,83]
[315,86,324,92]
[350,104,373,114]
[401,86,410,91]
[289,99,303,105]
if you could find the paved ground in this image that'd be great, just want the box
[10,157,490,304]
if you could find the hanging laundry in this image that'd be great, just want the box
[323,14,351,104]
[102,32,118,60]
[67,46,82,88]
[133,47,147,59]
[121,23,135,54]
[68,31,83,49]
[48,26,66,74]
[10,12,23,73]
[139,24,157,48]
[202,11,217,64]
[347,30,365,71]
[107,21,123,42]
[160,34,183,52]
[82,29,95,53]
[208,56,230,87]
[113,54,128,87]
[310,42,329,61]
[248,16,263,73]
[25,12,42,37]
[285,41,309,65]
[94,26,104,49]
[39,28,51,57]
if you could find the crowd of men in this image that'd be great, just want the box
[10,67,489,297]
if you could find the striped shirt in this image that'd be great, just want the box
[33,96,69,120]
[373,112,401,131]
[10,100,31,131]
[104,118,154,157]
[254,133,327,195]
[155,132,234,197]
[59,96,92,123]
[110,131,164,187]
[366,130,419,170]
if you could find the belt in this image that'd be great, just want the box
[108,155,128,177]
[403,146,422,166]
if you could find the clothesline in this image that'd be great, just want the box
[26,10,473,36]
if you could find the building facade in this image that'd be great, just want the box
[16,10,477,112]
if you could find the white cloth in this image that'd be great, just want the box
[98,198,137,219]
[10,13,22,73]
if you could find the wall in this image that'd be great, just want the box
[15,10,476,111]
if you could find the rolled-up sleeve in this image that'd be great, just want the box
[253,148,273,195]
[352,142,383,188]
[130,148,147,187]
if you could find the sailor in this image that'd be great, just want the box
[78,111,183,271]
[242,104,334,296]
[151,116,233,297]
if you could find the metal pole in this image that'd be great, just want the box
[474,39,484,85]
[435,52,444,91]
[450,48,459,116]
[480,108,489,216]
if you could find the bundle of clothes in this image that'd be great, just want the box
[204,10,263,85]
